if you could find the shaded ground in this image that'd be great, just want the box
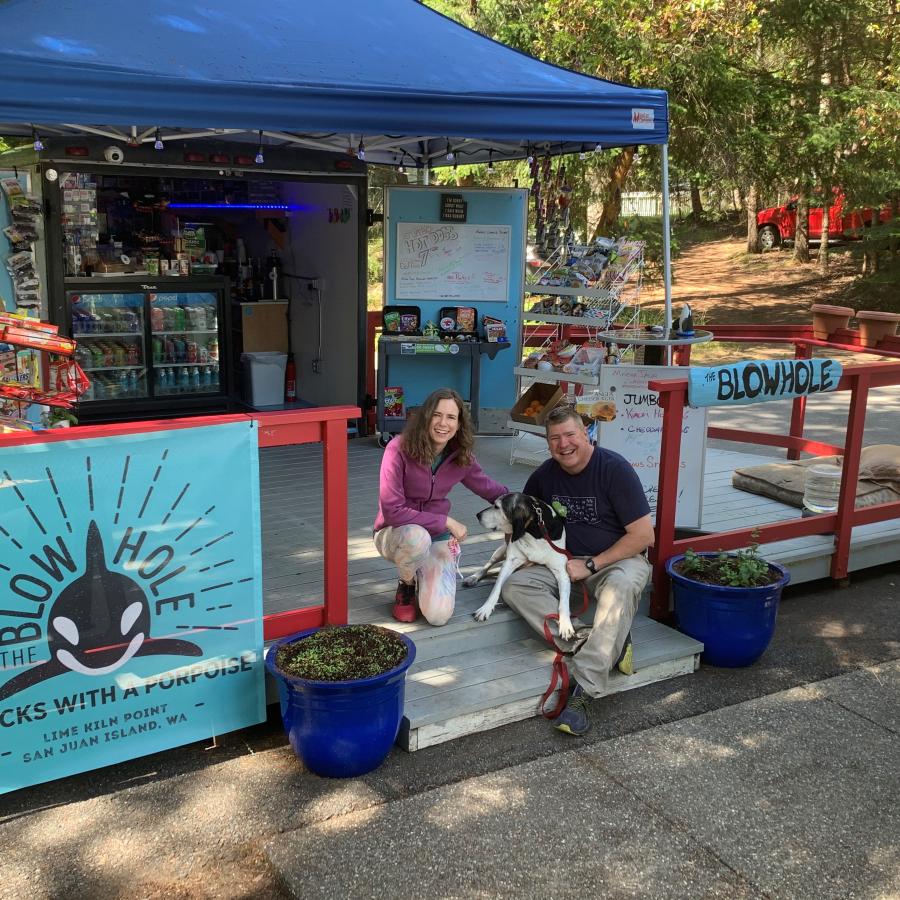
[642,235,898,364]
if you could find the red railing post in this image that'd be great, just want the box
[787,342,813,460]
[831,371,869,580]
[322,416,350,624]
[649,383,686,621]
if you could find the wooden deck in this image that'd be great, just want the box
[258,437,900,748]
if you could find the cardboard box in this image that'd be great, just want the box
[509,383,564,425]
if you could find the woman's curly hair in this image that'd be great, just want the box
[400,388,474,468]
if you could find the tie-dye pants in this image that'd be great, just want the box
[374,525,458,626]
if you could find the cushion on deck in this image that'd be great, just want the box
[732,445,900,509]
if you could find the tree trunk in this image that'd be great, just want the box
[746,184,759,253]
[819,197,830,275]
[891,190,900,258]
[794,189,810,263]
[690,181,703,224]
[590,147,636,239]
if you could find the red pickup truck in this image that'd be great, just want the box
[756,194,892,251]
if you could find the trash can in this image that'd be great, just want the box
[241,351,287,407]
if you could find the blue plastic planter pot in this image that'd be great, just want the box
[265,626,416,778]
[666,554,790,667]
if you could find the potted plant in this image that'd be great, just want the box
[265,624,416,778]
[42,407,79,428]
[665,544,790,667]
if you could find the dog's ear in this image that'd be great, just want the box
[509,502,531,542]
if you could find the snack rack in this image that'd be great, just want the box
[507,240,644,464]
[0,313,90,431]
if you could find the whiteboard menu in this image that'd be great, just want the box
[395,222,510,301]
[596,365,707,528]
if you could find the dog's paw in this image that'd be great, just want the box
[558,617,576,641]
[473,603,494,622]
[462,573,481,588]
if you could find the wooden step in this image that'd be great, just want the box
[397,614,703,751]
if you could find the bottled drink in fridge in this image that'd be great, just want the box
[190,367,200,390]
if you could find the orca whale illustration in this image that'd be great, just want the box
[0,521,203,700]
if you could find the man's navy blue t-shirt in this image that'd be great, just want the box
[523,446,649,557]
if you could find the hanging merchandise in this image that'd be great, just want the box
[1,177,44,313]
[0,312,90,431]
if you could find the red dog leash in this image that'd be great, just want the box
[531,506,591,719]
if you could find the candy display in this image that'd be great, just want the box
[383,386,404,418]
[382,305,420,335]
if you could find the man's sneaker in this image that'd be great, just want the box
[614,632,635,676]
[552,681,591,736]
[392,580,418,623]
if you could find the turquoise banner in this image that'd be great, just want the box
[0,421,264,794]
[687,358,843,408]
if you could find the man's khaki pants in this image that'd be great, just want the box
[500,555,651,698]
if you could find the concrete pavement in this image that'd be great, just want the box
[1,565,897,899]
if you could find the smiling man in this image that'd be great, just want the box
[500,404,654,736]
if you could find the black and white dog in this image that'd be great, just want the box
[464,492,574,640]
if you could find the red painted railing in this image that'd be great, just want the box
[647,358,900,621]
[0,407,360,642]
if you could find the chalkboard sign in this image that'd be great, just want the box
[596,365,707,527]
[395,222,510,302]
[440,193,467,222]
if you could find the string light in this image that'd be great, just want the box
[255,130,264,165]
[357,138,366,161]
[32,128,44,152]
[594,143,603,154]
[488,150,494,172]
[578,144,587,161]
[154,128,164,151]
[445,139,455,162]
[397,154,405,175]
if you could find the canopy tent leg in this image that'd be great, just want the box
[661,143,673,363]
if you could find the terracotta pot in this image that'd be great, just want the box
[810,304,854,341]
[856,310,900,348]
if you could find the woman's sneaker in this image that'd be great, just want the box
[392,580,418,623]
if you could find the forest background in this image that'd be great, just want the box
[368,0,899,322]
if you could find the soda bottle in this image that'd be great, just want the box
[157,368,168,392]
[201,365,211,387]
[210,364,219,388]
[127,369,138,394]
[118,369,130,396]
[206,306,218,330]
[178,367,189,392]
[175,307,186,332]
[208,338,219,361]
[190,366,200,390]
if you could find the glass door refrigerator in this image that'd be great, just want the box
[65,276,232,422]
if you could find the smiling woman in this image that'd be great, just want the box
[373,387,508,626]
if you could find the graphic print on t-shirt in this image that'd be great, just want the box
[552,495,600,526]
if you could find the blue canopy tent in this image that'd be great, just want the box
[0,0,675,322]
